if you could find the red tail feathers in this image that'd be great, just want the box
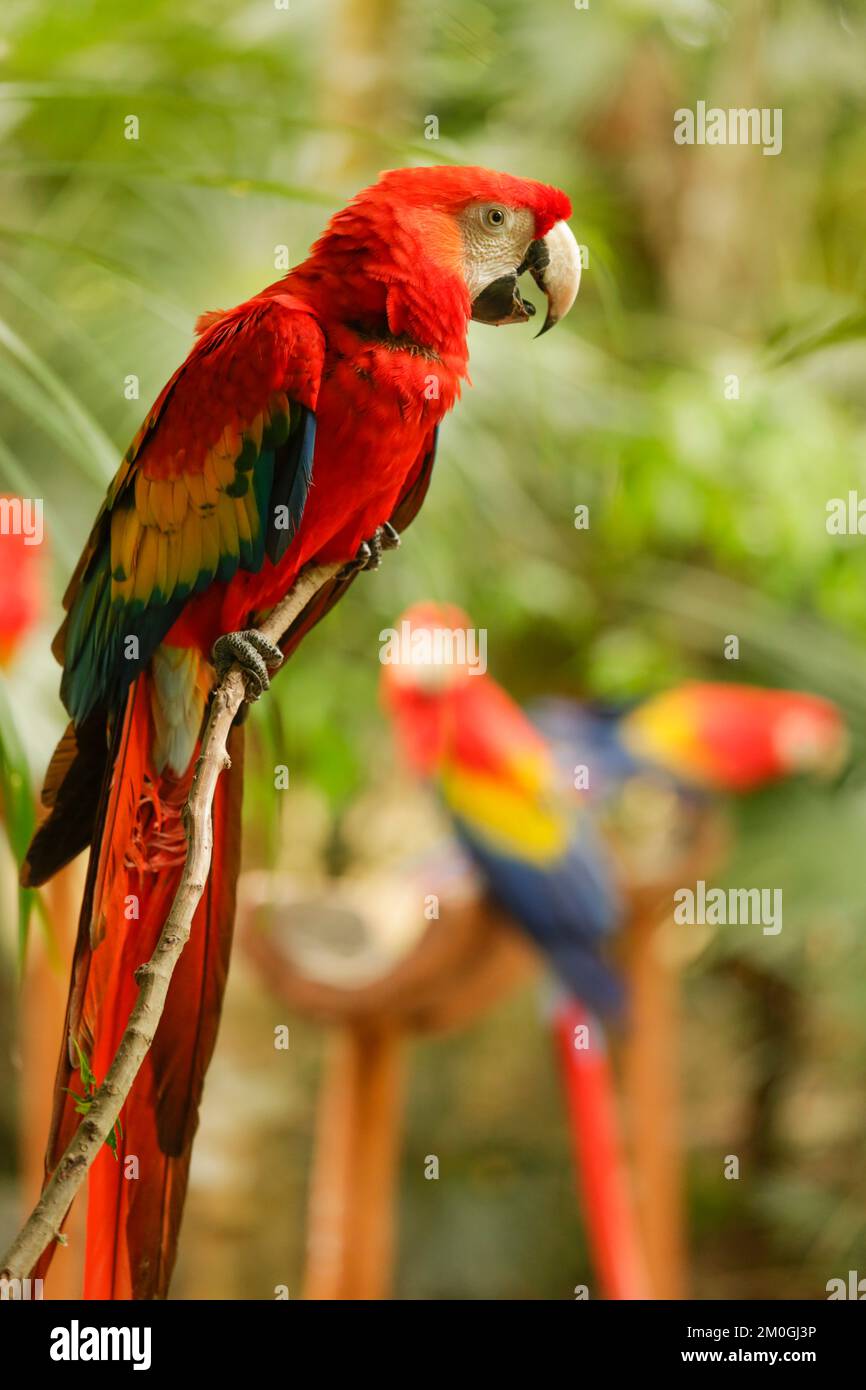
[35,674,244,1298]
[553,1001,650,1300]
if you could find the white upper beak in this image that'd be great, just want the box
[533,219,582,336]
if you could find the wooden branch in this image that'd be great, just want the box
[0,559,345,1283]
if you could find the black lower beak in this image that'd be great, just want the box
[470,228,579,334]
[470,274,536,326]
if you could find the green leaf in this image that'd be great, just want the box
[0,313,117,485]
[765,311,866,368]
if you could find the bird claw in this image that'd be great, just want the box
[212,628,283,702]
[346,539,374,575]
[346,522,402,575]
[379,521,401,552]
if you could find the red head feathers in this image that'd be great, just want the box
[369,166,572,240]
[293,165,580,352]
[381,601,549,782]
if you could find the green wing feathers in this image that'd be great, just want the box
[59,393,300,723]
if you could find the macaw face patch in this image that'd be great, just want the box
[458,202,581,333]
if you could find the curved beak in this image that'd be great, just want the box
[528,219,582,337]
[469,219,582,335]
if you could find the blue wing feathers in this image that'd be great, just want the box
[452,813,625,1015]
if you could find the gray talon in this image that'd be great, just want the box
[341,524,403,578]
[365,531,384,571]
[343,539,373,576]
[212,628,282,702]
[354,524,403,574]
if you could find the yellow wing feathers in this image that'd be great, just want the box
[441,746,569,864]
[106,403,286,607]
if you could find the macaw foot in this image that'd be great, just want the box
[212,628,283,702]
[349,522,402,574]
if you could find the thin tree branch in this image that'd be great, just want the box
[0,559,345,1283]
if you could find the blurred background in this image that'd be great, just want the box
[1,0,866,1299]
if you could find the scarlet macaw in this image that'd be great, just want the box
[531,681,847,1297]
[532,682,848,799]
[381,602,645,1297]
[381,602,624,1014]
[382,615,849,1298]
[22,167,582,1299]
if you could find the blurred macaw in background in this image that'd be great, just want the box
[382,601,624,1015]
[19,168,582,1299]
[381,602,646,1297]
[382,603,850,1299]
[533,679,848,1297]
[533,683,848,803]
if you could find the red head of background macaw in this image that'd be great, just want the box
[381,602,624,1016]
[22,167,582,1299]
[532,682,848,800]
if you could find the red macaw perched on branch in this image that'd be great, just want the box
[21,167,581,1299]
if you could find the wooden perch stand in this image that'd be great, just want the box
[241,866,538,1300]
[614,801,729,1301]
[243,797,727,1302]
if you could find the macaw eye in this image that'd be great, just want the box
[483,205,508,230]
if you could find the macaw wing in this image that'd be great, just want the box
[452,810,624,1014]
[446,771,621,943]
[278,425,440,661]
[55,294,324,725]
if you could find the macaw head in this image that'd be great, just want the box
[380,600,478,776]
[307,165,581,348]
[764,689,849,781]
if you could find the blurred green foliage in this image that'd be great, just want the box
[1,0,865,1297]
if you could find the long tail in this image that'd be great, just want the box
[32,672,244,1298]
[552,999,650,1299]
